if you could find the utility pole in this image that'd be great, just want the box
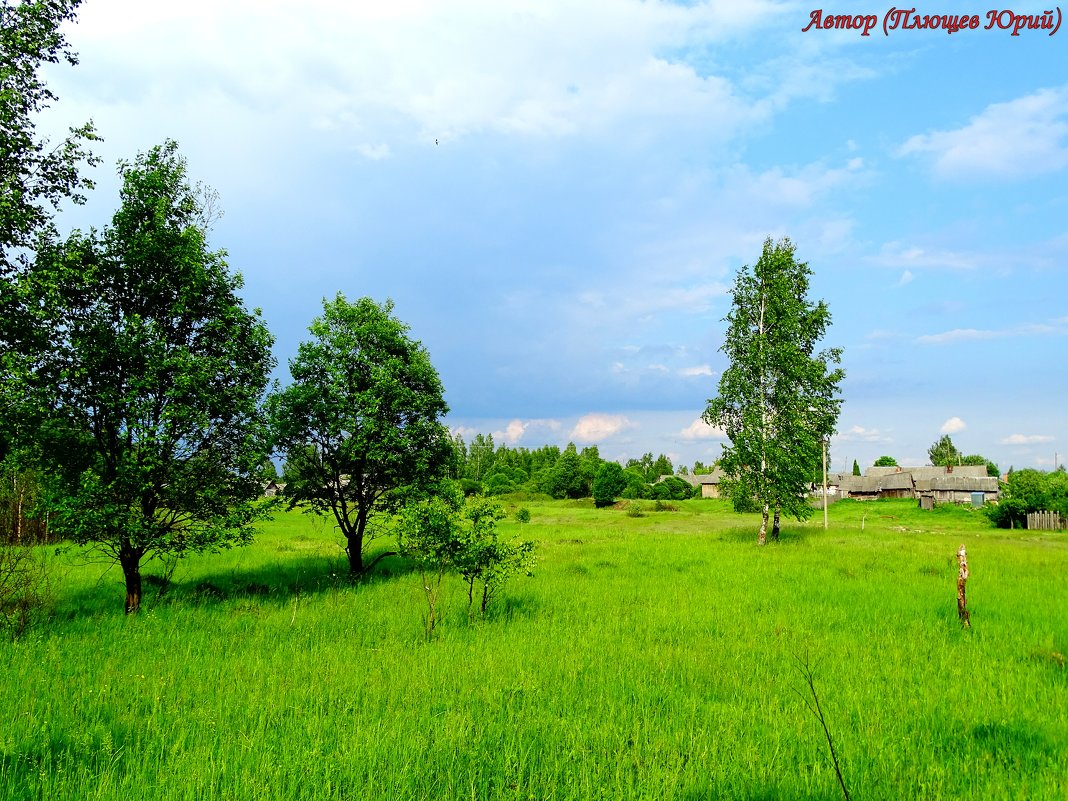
[823,437,828,530]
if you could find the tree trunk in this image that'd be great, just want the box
[771,506,781,542]
[345,531,364,574]
[758,503,769,545]
[342,502,370,575]
[119,545,143,614]
[956,544,970,628]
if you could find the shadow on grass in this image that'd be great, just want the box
[715,526,814,545]
[483,592,539,623]
[162,550,421,607]
[58,549,422,615]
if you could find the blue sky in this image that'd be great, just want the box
[40,0,1067,472]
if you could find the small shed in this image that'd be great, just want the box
[693,468,725,499]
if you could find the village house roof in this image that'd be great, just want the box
[866,465,988,480]
[915,476,999,493]
[661,467,726,486]
[832,465,998,499]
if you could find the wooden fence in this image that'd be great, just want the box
[1027,510,1066,531]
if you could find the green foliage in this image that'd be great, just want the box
[484,471,516,496]
[987,468,1068,528]
[12,141,275,614]
[458,478,484,497]
[960,454,1000,477]
[0,455,52,544]
[0,502,1067,799]
[624,452,674,483]
[852,459,861,476]
[650,476,693,501]
[874,455,897,467]
[619,467,650,500]
[928,438,998,476]
[267,294,452,575]
[466,433,496,482]
[0,543,51,638]
[928,435,961,467]
[455,496,536,618]
[546,443,587,499]
[514,507,531,524]
[703,237,844,543]
[398,492,535,626]
[592,461,627,507]
[0,0,99,278]
[395,485,464,639]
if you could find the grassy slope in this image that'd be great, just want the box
[1,500,1065,800]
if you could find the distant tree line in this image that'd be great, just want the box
[433,435,699,505]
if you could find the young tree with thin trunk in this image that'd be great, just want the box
[267,295,453,575]
[14,141,276,613]
[703,238,844,544]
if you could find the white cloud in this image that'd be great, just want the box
[915,328,999,345]
[61,0,789,156]
[1000,434,1054,445]
[353,143,391,161]
[492,418,561,444]
[680,365,714,377]
[940,417,967,434]
[570,413,636,443]
[875,242,979,271]
[679,418,727,440]
[835,425,892,443]
[915,317,1068,345]
[897,86,1068,180]
[897,269,913,286]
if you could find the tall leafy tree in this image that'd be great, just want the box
[15,141,275,613]
[593,461,626,507]
[268,295,452,575]
[0,0,99,278]
[1,0,98,491]
[547,443,585,499]
[703,237,843,544]
[466,433,495,482]
[928,435,961,467]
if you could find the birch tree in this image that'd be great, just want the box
[703,238,843,544]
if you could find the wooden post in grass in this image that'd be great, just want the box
[956,544,971,628]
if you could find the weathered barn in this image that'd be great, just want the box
[837,465,998,504]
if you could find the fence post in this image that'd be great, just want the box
[957,544,971,629]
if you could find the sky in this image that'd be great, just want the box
[36,0,1068,473]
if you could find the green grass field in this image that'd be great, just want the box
[2,499,1066,800]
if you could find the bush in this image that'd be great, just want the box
[625,502,644,518]
[514,507,531,524]
[484,472,515,496]
[458,479,484,497]
[0,545,52,639]
[593,462,627,508]
[650,476,693,501]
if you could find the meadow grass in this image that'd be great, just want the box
[1,499,1065,800]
